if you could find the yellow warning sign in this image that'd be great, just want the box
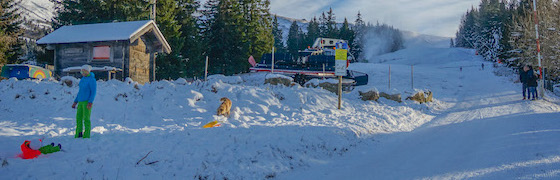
[335,49,348,61]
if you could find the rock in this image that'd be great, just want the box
[60,76,79,87]
[426,91,433,102]
[359,90,380,101]
[318,82,339,94]
[306,82,339,94]
[62,80,73,87]
[406,91,433,104]
[380,92,402,103]
[265,77,292,87]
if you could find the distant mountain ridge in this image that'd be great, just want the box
[17,0,55,28]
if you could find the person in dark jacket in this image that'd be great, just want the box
[519,65,530,100]
[71,65,96,138]
[527,66,538,100]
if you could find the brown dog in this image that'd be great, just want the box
[216,97,232,117]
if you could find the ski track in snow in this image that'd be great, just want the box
[1,47,559,179]
[279,47,560,179]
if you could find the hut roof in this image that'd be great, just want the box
[37,20,171,53]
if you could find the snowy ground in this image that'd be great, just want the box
[280,48,560,179]
[1,47,559,179]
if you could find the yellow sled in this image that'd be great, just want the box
[203,121,221,128]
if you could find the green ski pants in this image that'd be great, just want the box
[75,101,91,138]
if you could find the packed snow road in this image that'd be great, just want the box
[281,48,560,179]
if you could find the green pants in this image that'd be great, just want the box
[39,145,60,154]
[75,101,91,138]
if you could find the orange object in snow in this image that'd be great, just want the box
[203,121,221,128]
[19,140,42,159]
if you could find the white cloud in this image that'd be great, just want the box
[270,0,480,37]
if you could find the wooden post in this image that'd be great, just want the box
[204,56,208,81]
[389,65,391,89]
[323,64,326,79]
[338,76,342,110]
[271,47,275,74]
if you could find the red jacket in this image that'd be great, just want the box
[19,140,41,159]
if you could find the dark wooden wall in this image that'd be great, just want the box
[55,41,126,78]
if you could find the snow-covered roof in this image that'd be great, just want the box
[63,66,123,73]
[37,20,171,53]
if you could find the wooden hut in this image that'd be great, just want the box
[37,20,171,84]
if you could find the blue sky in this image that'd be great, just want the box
[269,0,481,37]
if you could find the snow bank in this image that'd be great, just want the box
[265,73,293,81]
[305,78,339,86]
[0,74,435,179]
[207,74,243,84]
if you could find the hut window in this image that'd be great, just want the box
[93,46,111,61]
[64,47,83,55]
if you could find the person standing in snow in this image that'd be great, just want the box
[71,65,96,138]
[519,65,530,100]
[481,63,485,70]
[527,66,538,100]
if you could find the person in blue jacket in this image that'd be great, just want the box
[71,65,96,138]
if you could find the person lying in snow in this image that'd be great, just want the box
[19,140,62,159]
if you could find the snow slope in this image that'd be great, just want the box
[0,72,436,178]
[280,48,560,179]
[402,30,451,49]
[3,46,557,179]
[17,0,55,27]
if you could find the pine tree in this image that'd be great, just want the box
[154,0,186,80]
[325,7,338,38]
[450,38,455,48]
[272,15,285,52]
[319,12,328,37]
[52,0,150,28]
[177,0,203,78]
[339,18,354,44]
[204,0,246,75]
[351,11,365,61]
[0,0,22,65]
[287,21,301,57]
[242,0,273,66]
[201,0,273,75]
[456,0,560,78]
[305,17,320,48]
[297,26,306,50]
[455,8,479,49]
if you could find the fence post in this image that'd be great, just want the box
[323,64,326,79]
[271,47,275,74]
[388,65,391,89]
[205,56,208,81]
